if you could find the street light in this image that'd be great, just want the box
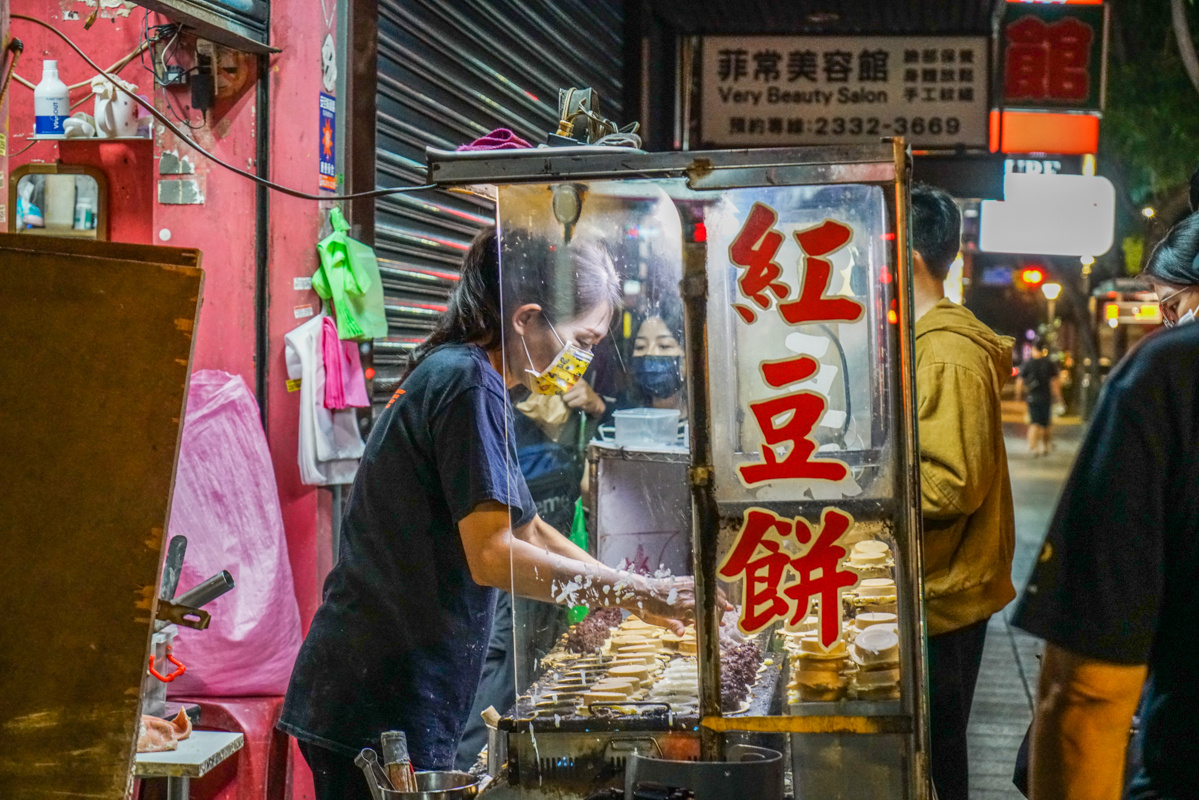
[1143,206,1156,219]
[1042,282,1062,327]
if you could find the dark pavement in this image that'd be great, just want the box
[966,407,1084,800]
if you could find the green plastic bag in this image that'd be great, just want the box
[313,208,389,341]
[567,498,589,624]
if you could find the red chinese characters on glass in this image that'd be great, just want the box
[728,205,858,488]
[729,206,864,326]
[1004,15,1094,102]
[718,507,858,647]
[738,355,848,487]
[779,219,865,325]
[729,202,790,324]
[717,509,794,633]
[784,507,858,647]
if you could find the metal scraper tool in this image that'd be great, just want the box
[354,748,392,800]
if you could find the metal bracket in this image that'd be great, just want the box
[688,466,712,487]
[155,600,211,630]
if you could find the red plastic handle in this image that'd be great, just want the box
[148,646,186,683]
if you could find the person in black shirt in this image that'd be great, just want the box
[1013,213,1199,799]
[453,376,610,770]
[1015,339,1062,457]
[279,228,700,799]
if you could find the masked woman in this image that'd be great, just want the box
[628,293,687,421]
[1144,214,1199,329]
[279,228,696,799]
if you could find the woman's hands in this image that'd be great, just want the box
[625,576,733,636]
[563,379,606,418]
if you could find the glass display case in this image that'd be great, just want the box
[427,143,928,800]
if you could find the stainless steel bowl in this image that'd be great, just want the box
[379,771,479,799]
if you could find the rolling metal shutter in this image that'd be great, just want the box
[372,0,625,408]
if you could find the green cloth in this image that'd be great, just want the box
[567,499,589,624]
[313,208,389,341]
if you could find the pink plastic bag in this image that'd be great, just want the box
[166,370,302,697]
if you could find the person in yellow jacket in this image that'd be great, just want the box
[909,183,1017,800]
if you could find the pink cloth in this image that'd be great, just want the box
[456,127,533,151]
[322,315,370,409]
[165,371,303,697]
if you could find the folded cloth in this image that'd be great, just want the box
[456,128,532,151]
[322,315,370,410]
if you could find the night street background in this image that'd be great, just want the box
[967,403,1084,799]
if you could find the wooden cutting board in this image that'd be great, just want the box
[0,234,203,800]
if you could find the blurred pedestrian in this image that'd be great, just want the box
[1013,212,1199,799]
[910,183,1017,800]
[1015,339,1063,457]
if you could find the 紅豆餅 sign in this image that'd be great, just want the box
[699,36,989,148]
[1001,3,1107,112]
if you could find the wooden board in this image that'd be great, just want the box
[0,233,203,800]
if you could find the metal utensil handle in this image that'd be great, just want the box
[175,570,235,609]
[160,535,188,601]
[354,749,388,800]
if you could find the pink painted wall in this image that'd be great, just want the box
[9,2,338,794]
[7,4,259,382]
[10,0,334,609]
[262,0,334,633]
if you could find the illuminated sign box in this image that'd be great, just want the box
[1001,2,1107,112]
[699,35,990,149]
[979,173,1115,256]
[988,110,1099,154]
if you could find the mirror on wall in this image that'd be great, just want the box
[8,164,107,241]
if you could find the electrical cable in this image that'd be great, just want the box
[8,137,40,157]
[14,40,147,91]
[11,13,437,202]
[0,38,23,108]
[134,14,203,129]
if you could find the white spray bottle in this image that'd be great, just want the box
[34,60,69,136]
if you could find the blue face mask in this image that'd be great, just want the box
[632,355,683,399]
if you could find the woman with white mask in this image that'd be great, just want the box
[1144,212,1199,327]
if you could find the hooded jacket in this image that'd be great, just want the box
[915,298,1017,636]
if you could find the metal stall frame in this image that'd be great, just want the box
[426,141,929,798]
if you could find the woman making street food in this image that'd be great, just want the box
[279,228,700,799]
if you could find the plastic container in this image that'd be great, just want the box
[34,60,69,137]
[613,408,680,447]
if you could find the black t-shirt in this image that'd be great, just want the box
[279,344,533,768]
[1013,324,1199,798]
[1019,356,1058,404]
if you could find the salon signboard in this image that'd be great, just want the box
[700,35,989,149]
